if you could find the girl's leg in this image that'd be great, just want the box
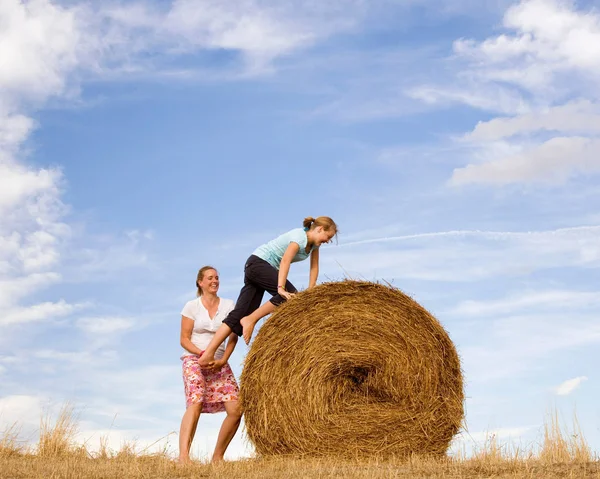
[239,259,298,344]
[240,301,276,344]
[211,401,242,463]
[199,272,264,367]
[198,324,232,367]
[178,403,202,464]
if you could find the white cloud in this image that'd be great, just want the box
[455,0,600,88]
[555,376,588,396]
[467,100,600,142]
[451,137,600,186]
[406,0,600,186]
[0,395,43,428]
[0,0,83,103]
[0,300,87,326]
[0,1,80,336]
[0,113,35,150]
[0,272,61,308]
[76,316,137,335]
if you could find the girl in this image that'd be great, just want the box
[199,216,338,368]
[178,266,242,464]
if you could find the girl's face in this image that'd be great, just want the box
[199,269,219,295]
[312,227,336,246]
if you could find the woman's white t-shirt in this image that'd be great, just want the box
[180,297,235,359]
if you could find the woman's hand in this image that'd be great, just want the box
[209,359,226,370]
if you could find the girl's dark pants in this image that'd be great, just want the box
[223,255,297,336]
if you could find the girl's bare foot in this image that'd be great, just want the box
[240,317,255,344]
[178,456,193,465]
[211,455,224,464]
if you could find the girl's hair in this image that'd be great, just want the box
[303,216,338,236]
[196,266,217,297]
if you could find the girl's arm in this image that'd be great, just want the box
[180,316,204,355]
[278,242,300,292]
[308,248,319,288]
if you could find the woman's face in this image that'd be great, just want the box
[199,269,219,295]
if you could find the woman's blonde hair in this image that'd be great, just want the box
[303,216,338,238]
[196,266,217,297]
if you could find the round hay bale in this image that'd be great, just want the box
[240,280,464,458]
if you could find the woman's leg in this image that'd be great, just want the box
[211,401,242,463]
[178,403,202,463]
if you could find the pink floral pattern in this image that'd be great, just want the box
[182,354,239,413]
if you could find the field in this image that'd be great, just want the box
[1,407,598,478]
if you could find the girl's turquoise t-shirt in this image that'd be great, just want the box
[252,228,316,270]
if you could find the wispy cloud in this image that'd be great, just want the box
[67,229,155,281]
[555,376,588,396]
[93,0,370,77]
[460,314,600,382]
[0,300,88,327]
[34,349,118,364]
[76,316,137,335]
[329,225,600,281]
[449,290,600,316]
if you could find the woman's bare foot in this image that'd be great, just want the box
[211,455,224,464]
[240,317,255,345]
[178,456,193,465]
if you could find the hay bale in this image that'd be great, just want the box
[240,280,464,458]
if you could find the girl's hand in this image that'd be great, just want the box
[280,290,295,300]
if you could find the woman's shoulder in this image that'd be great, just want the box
[181,298,199,317]
[183,297,199,307]
[220,298,236,309]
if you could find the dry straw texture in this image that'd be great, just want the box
[240,280,464,459]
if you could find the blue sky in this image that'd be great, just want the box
[1,0,600,460]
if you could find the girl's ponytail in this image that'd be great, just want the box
[303,216,339,241]
[303,217,316,229]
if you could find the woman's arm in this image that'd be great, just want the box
[180,316,203,355]
[278,242,300,293]
[308,247,319,288]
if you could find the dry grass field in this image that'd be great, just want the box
[1,406,598,478]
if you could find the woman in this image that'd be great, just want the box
[178,266,242,464]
